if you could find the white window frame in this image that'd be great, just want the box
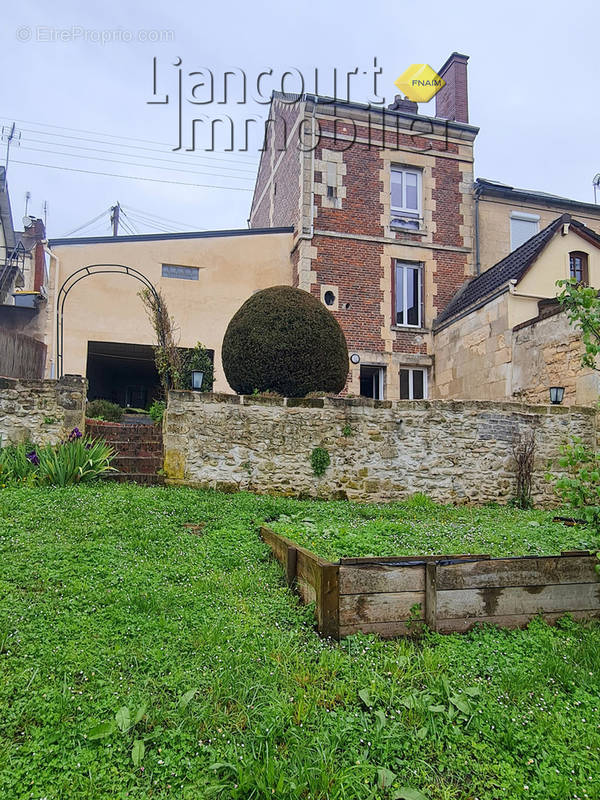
[394,260,423,329]
[399,367,428,400]
[390,166,422,229]
[360,365,385,400]
[510,211,540,251]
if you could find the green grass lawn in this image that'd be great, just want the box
[0,485,598,800]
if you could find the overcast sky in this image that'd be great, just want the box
[1,0,598,238]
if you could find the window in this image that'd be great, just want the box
[161,264,199,280]
[399,368,428,400]
[569,251,589,285]
[360,366,385,400]
[394,261,423,328]
[510,212,539,250]
[391,166,422,230]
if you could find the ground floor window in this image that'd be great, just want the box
[399,367,427,400]
[359,365,385,400]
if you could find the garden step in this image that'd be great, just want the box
[112,455,163,474]
[103,472,165,485]
[108,442,163,458]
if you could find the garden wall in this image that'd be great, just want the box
[260,526,600,638]
[0,375,86,446]
[163,392,597,505]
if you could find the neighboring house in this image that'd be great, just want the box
[475,178,600,273]
[433,214,600,405]
[0,170,49,379]
[47,228,293,402]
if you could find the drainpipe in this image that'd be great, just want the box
[44,243,60,379]
[474,181,482,275]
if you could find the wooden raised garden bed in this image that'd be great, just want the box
[260,526,600,638]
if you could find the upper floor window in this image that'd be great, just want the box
[394,261,423,328]
[162,264,199,281]
[569,251,589,285]
[391,166,422,230]
[510,211,539,250]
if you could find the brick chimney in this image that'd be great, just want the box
[22,218,47,294]
[435,52,469,123]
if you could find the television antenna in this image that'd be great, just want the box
[593,173,600,205]
[1,123,21,177]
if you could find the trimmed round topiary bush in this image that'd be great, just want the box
[222,286,349,397]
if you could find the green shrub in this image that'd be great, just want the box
[0,429,115,487]
[87,399,124,422]
[182,342,215,392]
[148,400,166,425]
[310,447,330,477]
[552,437,600,537]
[222,286,349,397]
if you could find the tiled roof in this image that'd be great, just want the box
[434,214,600,328]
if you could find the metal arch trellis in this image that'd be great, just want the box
[56,264,161,378]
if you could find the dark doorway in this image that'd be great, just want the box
[86,341,161,408]
[359,365,385,400]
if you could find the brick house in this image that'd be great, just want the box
[249,53,478,400]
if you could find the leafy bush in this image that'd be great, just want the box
[87,399,124,422]
[0,428,115,487]
[553,437,600,536]
[182,342,214,391]
[222,286,349,397]
[148,400,166,425]
[310,447,330,477]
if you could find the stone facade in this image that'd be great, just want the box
[0,374,86,446]
[163,391,595,505]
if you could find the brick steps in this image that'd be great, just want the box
[86,418,164,484]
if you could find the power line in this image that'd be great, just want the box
[0,117,260,165]
[62,208,110,237]
[22,134,259,176]
[18,144,255,184]
[11,158,254,191]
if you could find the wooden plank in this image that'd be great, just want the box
[338,620,416,638]
[297,577,316,605]
[319,564,340,639]
[425,563,437,631]
[339,564,424,595]
[339,591,425,626]
[286,547,297,588]
[436,556,600,591]
[339,553,490,566]
[437,583,600,619]
[436,609,600,634]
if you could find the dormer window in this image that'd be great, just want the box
[391,166,422,230]
[569,251,589,285]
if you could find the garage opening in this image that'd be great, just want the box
[86,341,161,409]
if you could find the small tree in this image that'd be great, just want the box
[139,288,185,394]
[557,278,600,370]
[554,279,600,539]
[512,431,536,509]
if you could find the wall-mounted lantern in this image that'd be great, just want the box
[549,386,565,405]
[191,370,204,391]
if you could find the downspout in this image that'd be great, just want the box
[474,181,482,275]
[44,243,60,379]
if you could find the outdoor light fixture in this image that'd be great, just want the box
[191,370,204,390]
[350,353,360,364]
[549,386,565,405]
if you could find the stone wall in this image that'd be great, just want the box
[512,308,598,406]
[0,375,86,446]
[163,392,596,505]
[433,292,512,400]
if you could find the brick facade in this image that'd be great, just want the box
[250,90,478,400]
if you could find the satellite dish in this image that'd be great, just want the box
[22,215,33,228]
